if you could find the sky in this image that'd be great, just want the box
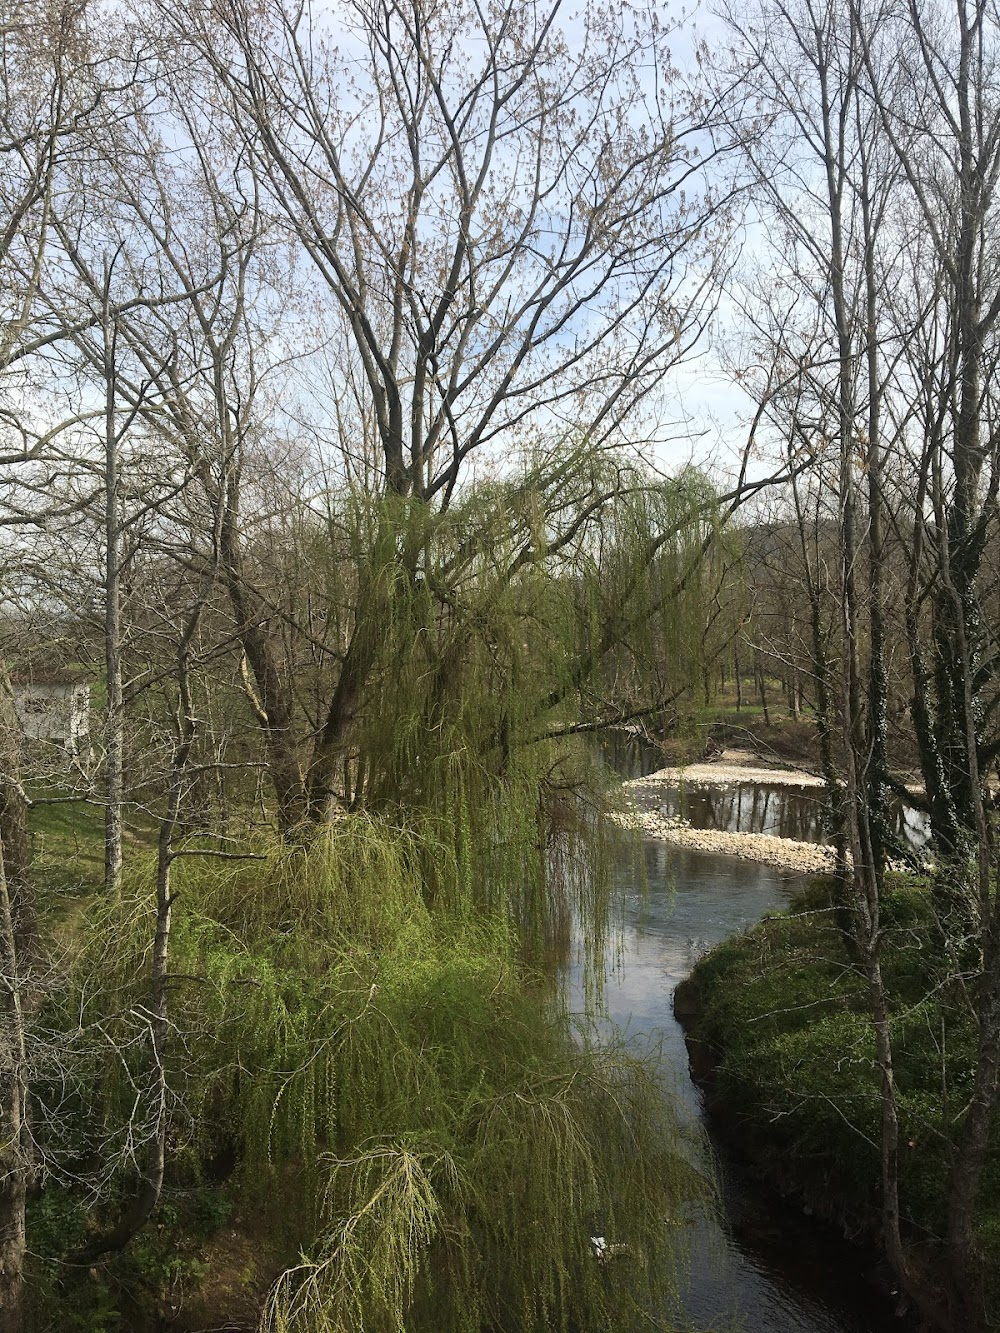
[301,0,767,488]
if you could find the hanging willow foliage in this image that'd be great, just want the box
[305,449,725,947]
[265,1048,696,1333]
[33,450,726,1328]
[45,820,707,1332]
[307,449,723,779]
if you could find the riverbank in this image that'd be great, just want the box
[674,876,1000,1332]
[673,901,882,1239]
[586,810,913,1333]
[626,754,827,790]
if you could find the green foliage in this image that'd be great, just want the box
[268,1048,696,1333]
[27,1185,235,1333]
[683,873,1000,1312]
[306,454,729,988]
[39,821,704,1331]
[315,448,724,804]
[26,448,732,1329]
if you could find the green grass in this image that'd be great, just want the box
[27,784,159,906]
[29,791,104,895]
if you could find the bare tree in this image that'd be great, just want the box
[861,5,1000,1320]
[0,0,111,1321]
[140,0,737,820]
[719,0,1000,1325]
[712,0,944,1320]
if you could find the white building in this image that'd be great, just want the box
[13,671,91,757]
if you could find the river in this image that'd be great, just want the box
[568,737,911,1332]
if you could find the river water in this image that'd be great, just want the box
[568,737,910,1332]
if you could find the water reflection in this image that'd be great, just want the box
[598,728,666,778]
[570,735,912,1332]
[639,782,829,843]
[599,731,929,849]
[637,781,929,850]
[590,843,906,1333]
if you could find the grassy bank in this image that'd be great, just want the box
[675,876,1000,1322]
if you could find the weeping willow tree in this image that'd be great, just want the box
[296,447,726,808]
[26,449,728,1329]
[38,826,707,1332]
[196,445,729,968]
[215,438,729,833]
[291,449,727,947]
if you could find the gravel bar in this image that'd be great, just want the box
[610,807,835,874]
[623,762,826,791]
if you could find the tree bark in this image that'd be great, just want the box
[754,653,770,727]
[734,644,743,712]
[103,289,124,898]
[0,685,30,1332]
[217,477,307,834]
[0,840,26,1333]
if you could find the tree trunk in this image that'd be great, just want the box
[307,619,378,819]
[306,531,405,819]
[734,645,743,712]
[217,478,307,834]
[0,843,26,1333]
[946,964,1000,1330]
[104,298,124,898]
[938,509,1000,1331]
[0,685,30,1331]
[754,654,770,727]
